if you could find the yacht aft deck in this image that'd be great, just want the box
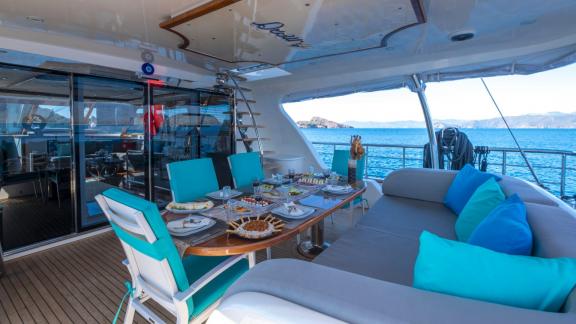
[0,213,357,323]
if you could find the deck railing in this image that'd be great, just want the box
[311,141,576,201]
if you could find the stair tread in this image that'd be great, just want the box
[237,138,270,141]
[237,125,265,128]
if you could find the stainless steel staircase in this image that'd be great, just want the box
[215,72,267,155]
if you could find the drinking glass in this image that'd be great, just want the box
[288,169,296,183]
[225,199,238,223]
[329,172,339,185]
[277,185,290,203]
[222,185,232,198]
[308,165,315,176]
[252,178,262,200]
[323,168,331,178]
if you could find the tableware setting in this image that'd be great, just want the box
[322,184,354,195]
[167,215,216,237]
[271,202,315,220]
[166,199,215,214]
[206,186,242,200]
[263,173,287,185]
[226,214,284,240]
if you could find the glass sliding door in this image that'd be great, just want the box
[73,76,146,229]
[150,86,234,205]
[0,65,74,251]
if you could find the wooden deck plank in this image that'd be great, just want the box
[21,257,87,324]
[0,277,23,324]
[6,265,50,324]
[15,260,73,324]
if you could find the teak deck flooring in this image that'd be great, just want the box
[0,210,359,323]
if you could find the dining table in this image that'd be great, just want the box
[163,179,366,267]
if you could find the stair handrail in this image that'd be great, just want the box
[225,72,264,156]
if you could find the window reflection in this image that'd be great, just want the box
[74,77,146,229]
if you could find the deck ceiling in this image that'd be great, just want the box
[0,0,576,84]
[164,0,424,65]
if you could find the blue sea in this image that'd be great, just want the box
[302,128,576,198]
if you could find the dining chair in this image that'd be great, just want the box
[331,150,368,220]
[96,188,248,324]
[166,158,220,203]
[227,152,264,189]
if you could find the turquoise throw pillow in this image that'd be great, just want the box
[444,164,501,215]
[455,177,505,242]
[468,194,533,255]
[414,231,576,312]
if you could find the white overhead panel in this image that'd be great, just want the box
[164,0,425,66]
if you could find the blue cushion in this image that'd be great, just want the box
[167,158,220,203]
[455,177,505,242]
[228,152,264,188]
[414,231,576,312]
[468,194,533,255]
[444,164,501,215]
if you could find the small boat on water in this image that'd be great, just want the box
[0,1,575,323]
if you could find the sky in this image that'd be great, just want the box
[283,63,576,123]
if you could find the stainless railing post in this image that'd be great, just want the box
[402,147,406,168]
[409,74,439,169]
[561,154,567,197]
[502,151,507,175]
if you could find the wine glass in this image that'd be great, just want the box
[288,169,296,183]
[252,178,262,201]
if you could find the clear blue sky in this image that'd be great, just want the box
[284,63,576,123]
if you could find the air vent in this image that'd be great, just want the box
[450,31,475,42]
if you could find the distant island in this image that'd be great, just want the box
[297,116,353,128]
[343,112,576,129]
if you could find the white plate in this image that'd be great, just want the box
[272,204,315,220]
[263,178,288,185]
[166,200,214,214]
[206,190,242,200]
[167,216,215,237]
[322,185,354,195]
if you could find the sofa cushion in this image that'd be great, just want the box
[468,194,532,255]
[455,178,505,242]
[313,227,418,285]
[499,176,558,207]
[444,164,501,214]
[382,168,456,203]
[358,195,457,240]
[414,231,576,312]
[223,259,576,324]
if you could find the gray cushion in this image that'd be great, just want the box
[526,203,576,259]
[358,195,457,240]
[382,168,456,203]
[499,176,558,206]
[224,259,576,324]
[313,227,418,285]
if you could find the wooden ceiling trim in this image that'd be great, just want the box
[160,0,241,29]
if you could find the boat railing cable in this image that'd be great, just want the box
[480,78,544,187]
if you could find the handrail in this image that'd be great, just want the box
[311,141,576,199]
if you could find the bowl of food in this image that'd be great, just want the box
[240,196,273,208]
[226,214,284,240]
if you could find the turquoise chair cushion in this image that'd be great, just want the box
[103,188,248,319]
[455,177,505,242]
[183,255,248,318]
[414,231,576,312]
[228,152,264,188]
[102,188,194,314]
[468,194,533,255]
[167,158,220,203]
[331,149,366,207]
[444,164,502,215]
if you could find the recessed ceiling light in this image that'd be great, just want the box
[26,16,44,23]
[0,77,7,81]
[450,31,475,42]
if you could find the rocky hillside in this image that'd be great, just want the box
[297,116,353,128]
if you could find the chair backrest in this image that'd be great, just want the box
[166,158,219,203]
[95,188,193,315]
[228,152,264,188]
[331,149,366,179]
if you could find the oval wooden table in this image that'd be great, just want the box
[164,181,366,266]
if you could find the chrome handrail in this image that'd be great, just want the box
[311,141,576,199]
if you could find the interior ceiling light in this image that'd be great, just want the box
[450,30,475,42]
[25,16,45,23]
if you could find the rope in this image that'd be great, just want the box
[112,281,134,324]
[480,78,544,187]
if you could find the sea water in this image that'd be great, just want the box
[302,128,576,197]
